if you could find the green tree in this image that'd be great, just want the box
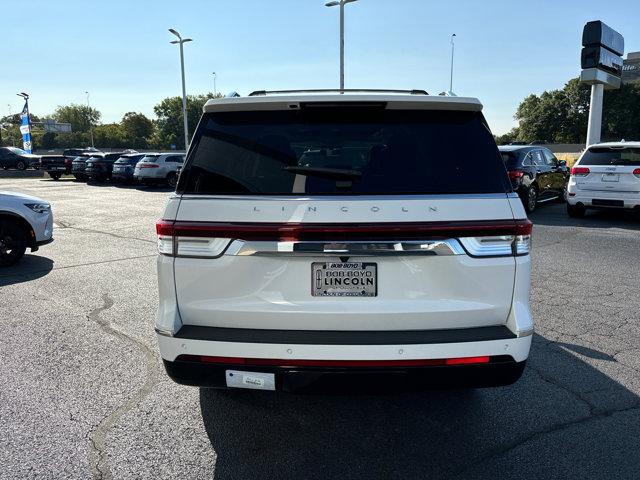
[508,78,640,144]
[93,123,127,149]
[121,112,154,148]
[52,104,101,133]
[153,93,221,149]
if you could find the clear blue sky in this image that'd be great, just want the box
[2,0,640,134]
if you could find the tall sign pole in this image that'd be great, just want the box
[580,21,624,146]
[17,93,32,154]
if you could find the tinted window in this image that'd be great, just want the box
[165,155,184,163]
[500,151,519,169]
[579,147,640,166]
[541,149,557,166]
[141,155,160,162]
[179,109,510,195]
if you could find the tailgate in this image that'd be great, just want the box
[171,196,519,331]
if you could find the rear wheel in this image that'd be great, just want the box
[167,172,178,188]
[524,185,538,213]
[15,160,27,171]
[0,219,27,266]
[567,203,585,218]
[50,173,61,181]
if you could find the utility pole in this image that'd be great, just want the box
[325,0,359,90]
[85,91,95,148]
[449,33,456,93]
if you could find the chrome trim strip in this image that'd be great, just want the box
[224,239,466,257]
[155,327,175,337]
[516,327,534,338]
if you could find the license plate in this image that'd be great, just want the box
[312,262,377,297]
[602,173,619,182]
[226,370,275,390]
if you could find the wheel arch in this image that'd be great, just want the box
[0,211,36,247]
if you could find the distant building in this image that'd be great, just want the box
[622,52,640,84]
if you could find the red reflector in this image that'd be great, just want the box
[633,168,640,176]
[571,166,590,176]
[508,170,524,179]
[176,355,493,368]
[140,164,160,168]
[445,356,490,365]
[155,219,533,242]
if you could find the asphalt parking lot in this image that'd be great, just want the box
[1,177,639,480]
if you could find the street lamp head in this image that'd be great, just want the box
[170,40,180,44]
[325,1,340,6]
[168,28,181,39]
[183,38,193,43]
[17,92,29,99]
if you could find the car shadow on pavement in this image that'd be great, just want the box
[199,333,640,480]
[0,254,53,287]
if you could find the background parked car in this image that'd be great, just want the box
[498,145,569,213]
[86,152,142,183]
[0,147,40,171]
[111,154,146,184]
[41,147,102,180]
[567,141,640,217]
[0,191,54,266]
[72,153,103,181]
[134,153,185,187]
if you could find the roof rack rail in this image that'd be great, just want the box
[248,88,429,96]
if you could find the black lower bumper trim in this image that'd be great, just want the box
[173,324,517,345]
[163,358,526,393]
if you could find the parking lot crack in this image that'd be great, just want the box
[86,293,163,480]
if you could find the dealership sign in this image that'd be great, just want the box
[623,52,640,84]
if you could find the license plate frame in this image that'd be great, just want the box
[311,262,377,297]
[602,173,619,182]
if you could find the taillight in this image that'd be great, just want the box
[140,163,160,169]
[508,170,524,179]
[633,168,640,178]
[156,219,532,258]
[458,220,531,257]
[571,166,590,176]
[156,220,231,258]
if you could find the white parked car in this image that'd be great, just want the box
[133,153,185,188]
[0,191,54,266]
[567,141,640,217]
[155,89,533,393]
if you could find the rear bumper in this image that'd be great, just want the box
[157,325,531,391]
[567,190,640,209]
[162,356,526,392]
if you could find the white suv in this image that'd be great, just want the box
[567,141,640,217]
[0,191,54,266]
[134,153,185,187]
[155,90,533,393]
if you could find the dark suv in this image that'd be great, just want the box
[86,152,141,182]
[498,145,569,213]
[0,147,40,170]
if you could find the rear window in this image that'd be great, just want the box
[178,109,510,195]
[141,155,160,162]
[500,151,519,169]
[579,147,640,166]
[116,155,144,164]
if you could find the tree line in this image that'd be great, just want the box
[496,78,640,145]
[0,93,222,151]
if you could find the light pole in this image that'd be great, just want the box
[85,91,95,148]
[169,28,192,151]
[212,72,217,96]
[325,0,358,90]
[449,33,456,93]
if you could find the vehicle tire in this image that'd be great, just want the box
[167,172,178,188]
[556,187,566,203]
[50,173,62,181]
[567,203,585,218]
[0,219,27,267]
[524,185,538,214]
[15,160,27,171]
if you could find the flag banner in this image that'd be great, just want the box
[20,99,32,153]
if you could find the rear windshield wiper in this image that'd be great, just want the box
[283,166,362,180]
